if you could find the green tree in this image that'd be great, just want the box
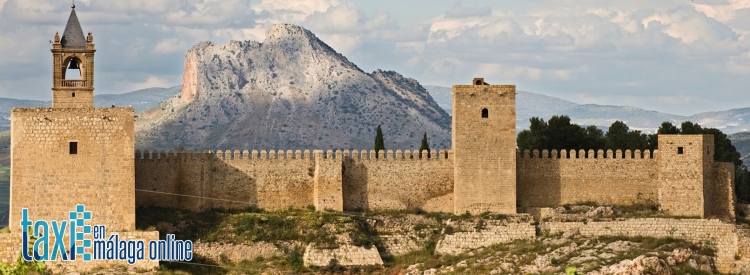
[545,115,585,150]
[680,121,704,134]
[374,125,385,159]
[658,122,680,134]
[703,128,742,165]
[582,125,606,150]
[419,132,431,158]
[517,117,548,151]
[737,166,750,202]
[605,121,630,150]
[517,116,606,152]
[648,122,681,150]
[626,130,649,150]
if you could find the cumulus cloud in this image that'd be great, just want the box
[153,38,186,54]
[0,0,749,115]
[120,76,172,91]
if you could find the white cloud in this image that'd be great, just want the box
[693,0,750,24]
[727,50,750,74]
[121,76,172,91]
[317,34,361,55]
[153,38,186,54]
[476,64,589,81]
[0,0,749,115]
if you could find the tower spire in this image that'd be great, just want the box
[51,3,96,108]
[60,3,85,48]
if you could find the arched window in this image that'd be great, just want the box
[63,57,82,80]
[481,108,488,118]
[475,79,482,85]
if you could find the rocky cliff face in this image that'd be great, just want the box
[136,24,450,150]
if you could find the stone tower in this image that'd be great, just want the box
[9,5,136,233]
[51,4,96,108]
[452,78,517,214]
[657,134,714,218]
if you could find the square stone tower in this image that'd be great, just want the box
[657,134,714,217]
[452,78,517,214]
[9,5,136,233]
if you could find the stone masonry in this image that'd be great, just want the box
[452,79,517,215]
[6,3,741,272]
[134,79,736,222]
[7,5,159,272]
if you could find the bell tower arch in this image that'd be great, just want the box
[51,4,96,108]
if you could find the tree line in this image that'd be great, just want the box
[517,115,750,201]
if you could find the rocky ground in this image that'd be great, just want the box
[401,234,715,274]
[72,234,718,275]
[46,205,733,274]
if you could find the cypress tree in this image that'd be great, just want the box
[374,125,385,158]
[419,132,431,158]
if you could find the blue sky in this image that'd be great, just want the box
[0,0,748,115]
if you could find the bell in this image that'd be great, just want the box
[67,59,79,70]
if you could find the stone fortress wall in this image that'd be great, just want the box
[135,79,736,222]
[134,80,737,222]
[135,136,735,222]
[517,149,660,208]
[135,149,455,213]
[17,5,740,271]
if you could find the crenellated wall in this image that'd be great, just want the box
[135,149,454,212]
[135,142,735,221]
[342,149,454,213]
[135,149,324,211]
[517,148,659,207]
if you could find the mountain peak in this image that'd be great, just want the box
[138,25,452,150]
[265,24,316,43]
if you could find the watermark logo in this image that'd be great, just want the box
[21,204,193,264]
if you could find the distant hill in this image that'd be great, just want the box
[0,86,180,132]
[424,85,750,135]
[93,86,182,112]
[729,132,750,166]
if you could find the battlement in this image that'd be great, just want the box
[451,85,516,95]
[134,149,453,161]
[11,107,134,113]
[345,149,451,160]
[518,149,659,159]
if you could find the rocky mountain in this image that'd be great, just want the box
[426,85,750,135]
[135,24,451,151]
[0,86,179,131]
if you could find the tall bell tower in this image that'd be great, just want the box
[10,4,136,234]
[51,4,96,108]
